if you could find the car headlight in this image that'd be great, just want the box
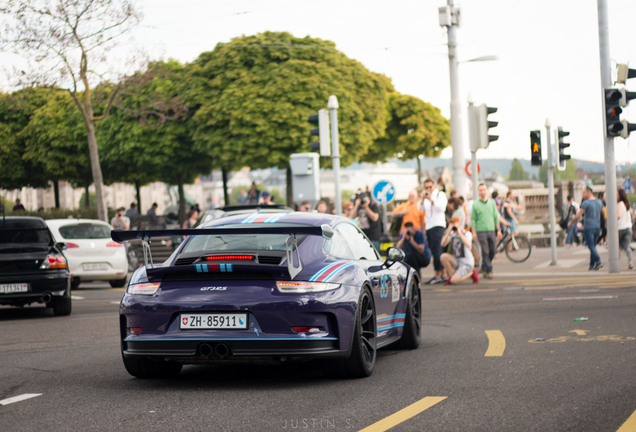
[276,281,340,293]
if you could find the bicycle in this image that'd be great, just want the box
[496,225,532,263]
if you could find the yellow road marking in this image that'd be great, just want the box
[358,397,447,432]
[617,408,636,432]
[485,330,506,356]
[569,329,590,336]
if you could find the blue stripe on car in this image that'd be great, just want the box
[322,263,355,282]
[309,261,345,282]
[376,313,406,322]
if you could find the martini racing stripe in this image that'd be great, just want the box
[309,261,352,282]
[194,263,234,273]
[241,212,288,224]
[377,313,406,331]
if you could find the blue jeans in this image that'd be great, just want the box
[584,228,601,268]
[565,222,577,245]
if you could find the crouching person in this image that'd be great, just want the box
[440,217,479,285]
[396,222,431,275]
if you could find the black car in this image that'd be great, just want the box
[0,217,72,316]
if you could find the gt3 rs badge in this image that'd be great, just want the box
[200,286,227,291]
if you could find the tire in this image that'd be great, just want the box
[70,278,81,289]
[122,355,183,379]
[505,235,532,263]
[327,286,377,378]
[52,296,72,316]
[395,278,421,350]
[109,277,128,288]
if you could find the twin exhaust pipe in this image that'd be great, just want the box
[198,342,232,359]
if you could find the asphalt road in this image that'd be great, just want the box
[2,247,636,432]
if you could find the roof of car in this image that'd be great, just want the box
[0,216,47,229]
[218,204,292,212]
[201,211,346,228]
[45,218,111,228]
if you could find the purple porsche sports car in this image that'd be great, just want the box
[112,211,421,379]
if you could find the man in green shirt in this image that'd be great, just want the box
[471,184,502,279]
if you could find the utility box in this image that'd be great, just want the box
[290,153,320,207]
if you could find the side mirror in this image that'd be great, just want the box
[386,247,405,263]
[56,242,68,250]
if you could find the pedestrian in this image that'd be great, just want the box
[237,189,248,205]
[299,200,312,212]
[247,182,260,205]
[500,191,520,237]
[421,177,448,284]
[182,209,198,229]
[392,190,425,232]
[440,217,479,285]
[12,198,25,212]
[563,195,580,247]
[147,203,159,228]
[492,191,502,213]
[125,202,138,217]
[395,222,431,274]
[342,201,358,225]
[355,193,382,251]
[316,200,329,214]
[568,186,604,270]
[617,189,633,269]
[259,190,274,205]
[599,192,608,246]
[111,207,130,230]
[471,183,502,279]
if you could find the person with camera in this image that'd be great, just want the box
[440,217,478,285]
[420,177,448,285]
[355,193,382,251]
[111,207,130,230]
[396,222,431,274]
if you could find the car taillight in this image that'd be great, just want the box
[276,281,340,293]
[205,255,254,261]
[107,241,124,247]
[66,243,80,248]
[40,254,67,269]
[292,326,321,333]
[127,283,160,295]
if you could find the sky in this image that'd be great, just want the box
[3,0,636,165]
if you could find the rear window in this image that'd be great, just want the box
[58,223,111,239]
[0,228,52,245]
[182,234,306,254]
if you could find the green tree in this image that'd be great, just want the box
[508,158,528,181]
[99,60,211,222]
[187,32,394,204]
[362,92,450,163]
[21,91,92,208]
[539,159,578,184]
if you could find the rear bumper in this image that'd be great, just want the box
[0,271,69,304]
[68,254,128,281]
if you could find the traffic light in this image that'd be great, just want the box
[530,130,541,166]
[556,127,570,171]
[605,89,624,137]
[308,109,330,156]
[475,104,498,149]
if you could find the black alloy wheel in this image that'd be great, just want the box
[395,278,421,349]
[341,286,377,378]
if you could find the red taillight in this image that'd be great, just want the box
[66,243,80,248]
[130,327,142,334]
[127,283,160,295]
[107,241,124,248]
[41,254,67,269]
[205,255,254,261]
[292,326,321,333]
[48,256,56,265]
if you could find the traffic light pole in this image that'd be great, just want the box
[597,0,619,273]
[545,119,557,266]
[328,95,342,216]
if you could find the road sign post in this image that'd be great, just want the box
[372,180,396,236]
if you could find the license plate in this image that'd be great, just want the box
[180,313,248,329]
[0,283,29,294]
[82,263,108,271]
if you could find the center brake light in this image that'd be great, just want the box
[276,281,340,293]
[127,283,160,295]
[40,254,67,269]
[205,255,254,261]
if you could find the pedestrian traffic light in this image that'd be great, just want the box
[475,104,498,149]
[308,109,330,156]
[530,130,541,166]
[556,127,570,171]
[605,89,624,137]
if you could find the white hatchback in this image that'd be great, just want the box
[46,219,128,288]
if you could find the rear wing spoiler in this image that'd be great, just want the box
[111,224,334,280]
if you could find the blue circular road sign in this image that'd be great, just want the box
[372,180,396,204]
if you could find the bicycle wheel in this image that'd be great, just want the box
[505,235,531,263]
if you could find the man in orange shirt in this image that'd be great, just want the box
[392,190,425,232]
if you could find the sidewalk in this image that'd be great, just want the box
[420,244,636,289]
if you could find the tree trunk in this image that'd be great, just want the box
[221,167,229,206]
[417,157,422,185]
[177,174,186,225]
[135,180,142,214]
[53,180,60,209]
[86,122,107,221]
[84,181,90,208]
[286,166,293,208]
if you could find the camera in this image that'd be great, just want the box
[452,226,457,232]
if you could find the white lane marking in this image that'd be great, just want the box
[71,296,84,300]
[579,289,600,292]
[110,301,120,304]
[543,296,617,301]
[533,259,583,269]
[0,393,42,406]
